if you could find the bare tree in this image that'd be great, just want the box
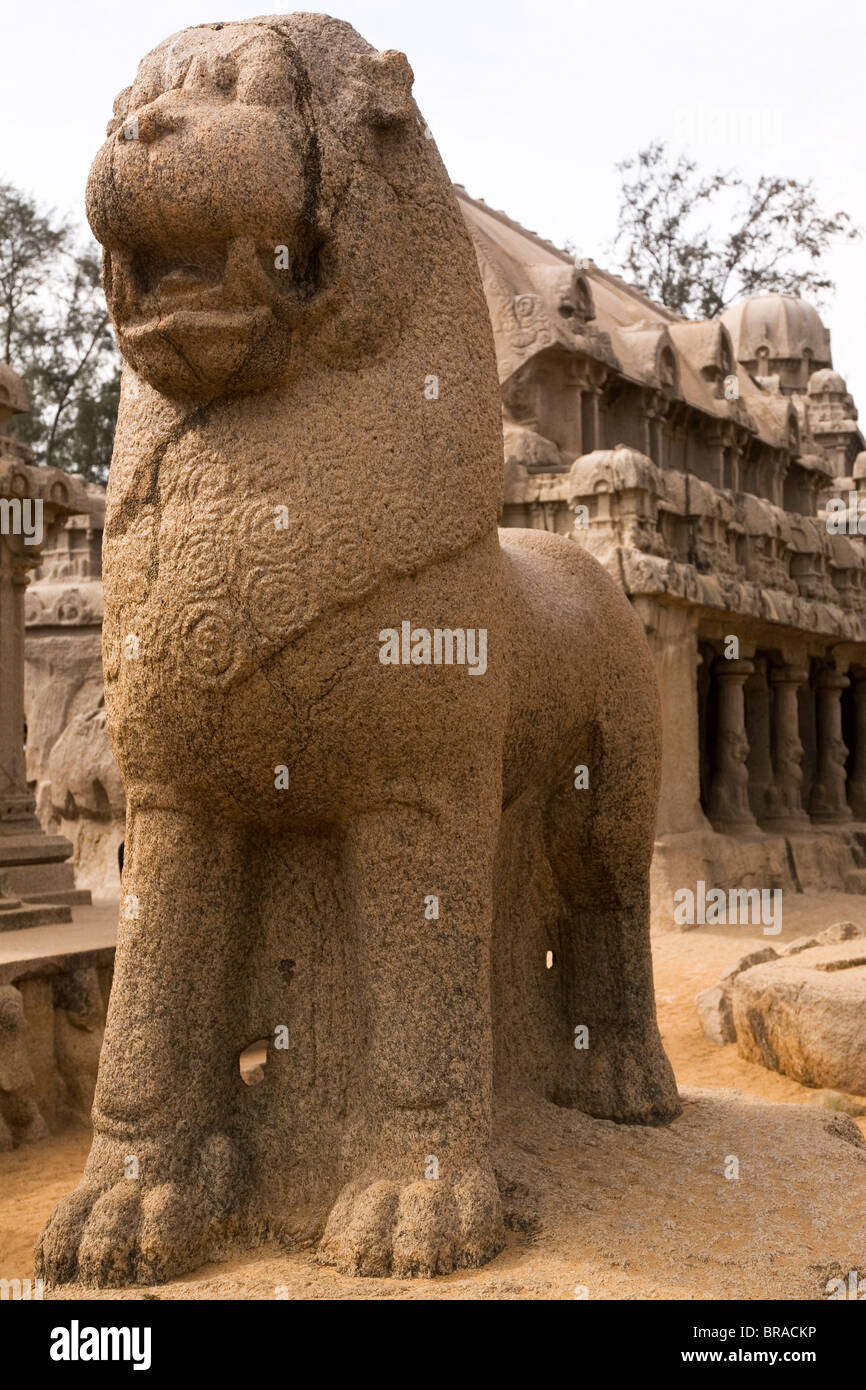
[611,141,860,319]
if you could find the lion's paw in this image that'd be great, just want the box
[317,1165,505,1278]
[576,1026,681,1125]
[35,1134,238,1287]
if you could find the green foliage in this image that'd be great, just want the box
[612,141,860,320]
[0,182,120,483]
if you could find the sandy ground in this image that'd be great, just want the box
[3,890,866,1300]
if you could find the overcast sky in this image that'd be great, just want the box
[3,0,864,402]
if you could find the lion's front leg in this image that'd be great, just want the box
[319,790,505,1277]
[37,805,252,1287]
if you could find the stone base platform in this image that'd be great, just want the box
[0,825,92,931]
[651,822,866,932]
[0,900,116,1148]
[0,901,72,932]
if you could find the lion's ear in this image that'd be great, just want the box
[353,49,415,127]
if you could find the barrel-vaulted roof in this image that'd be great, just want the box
[455,186,795,451]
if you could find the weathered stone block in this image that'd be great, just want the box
[732,943,866,1093]
[695,984,736,1045]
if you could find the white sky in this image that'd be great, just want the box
[2,0,864,401]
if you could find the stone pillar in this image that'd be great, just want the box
[643,411,652,459]
[707,657,758,831]
[529,500,557,533]
[0,453,91,927]
[0,535,29,820]
[573,388,584,457]
[644,394,666,469]
[633,601,710,835]
[655,419,665,470]
[745,658,776,821]
[809,667,853,823]
[0,532,30,924]
[762,665,809,831]
[0,523,70,926]
[589,389,602,451]
[848,671,866,819]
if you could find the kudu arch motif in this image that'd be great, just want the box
[36,13,678,1286]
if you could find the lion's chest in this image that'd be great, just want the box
[102,424,386,697]
[103,499,297,694]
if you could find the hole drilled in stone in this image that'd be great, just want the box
[239,1039,269,1086]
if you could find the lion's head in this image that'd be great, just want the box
[87,15,446,401]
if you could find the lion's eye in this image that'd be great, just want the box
[210,53,237,94]
[128,74,162,110]
[236,63,295,109]
[181,51,237,97]
[233,33,297,109]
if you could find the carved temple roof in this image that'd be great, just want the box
[455,186,864,464]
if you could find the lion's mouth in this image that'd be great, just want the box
[153,265,224,312]
[106,237,309,334]
[101,230,325,396]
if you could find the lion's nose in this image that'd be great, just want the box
[122,100,179,146]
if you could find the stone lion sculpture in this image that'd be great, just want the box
[37,13,678,1286]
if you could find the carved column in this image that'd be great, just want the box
[0,534,25,920]
[0,457,91,927]
[573,388,584,457]
[588,389,602,452]
[642,406,653,459]
[745,658,776,821]
[704,428,725,489]
[847,671,866,819]
[529,500,557,533]
[634,601,710,834]
[707,657,757,831]
[0,536,29,820]
[642,391,666,469]
[0,530,47,923]
[809,667,853,823]
[762,666,809,831]
[645,405,664,467]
